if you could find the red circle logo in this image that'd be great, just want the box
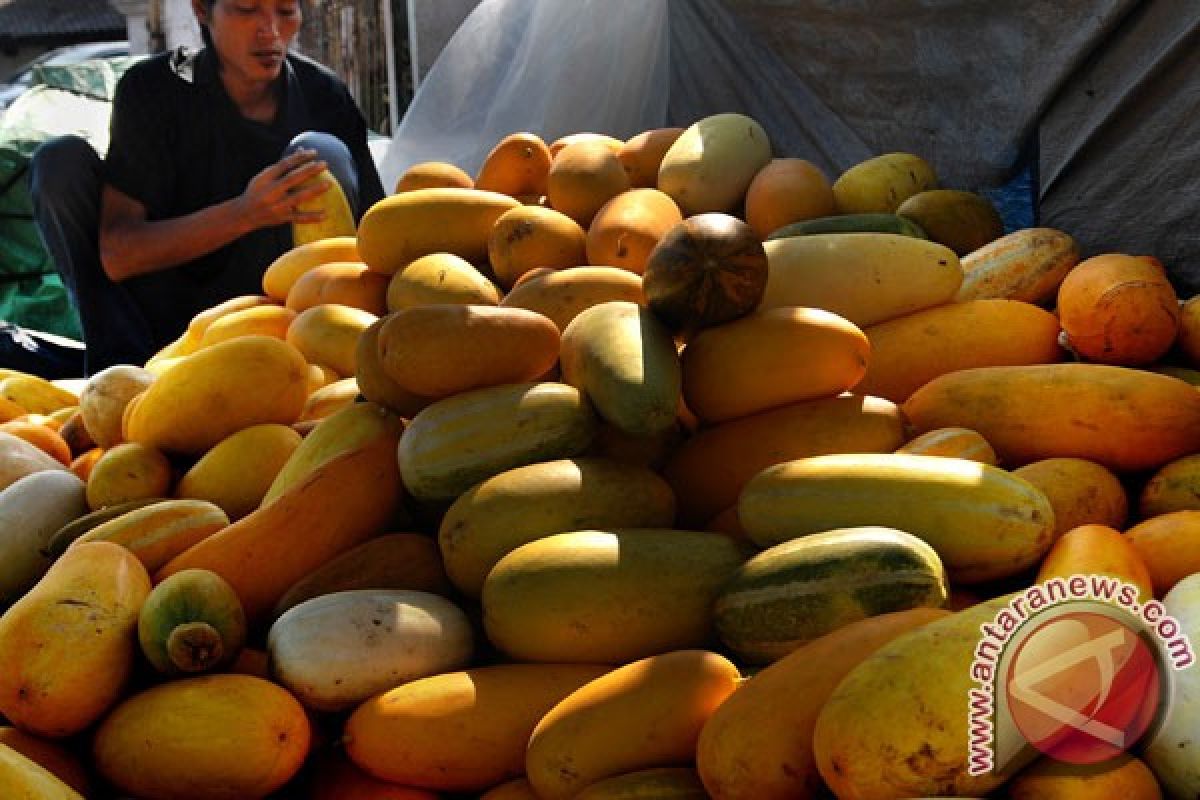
[1005,611,1162,764]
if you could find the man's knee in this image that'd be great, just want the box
[29,135,101,202]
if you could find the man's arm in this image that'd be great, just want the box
[98,149,331,282]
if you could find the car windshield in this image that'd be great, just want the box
[2,42,129,87]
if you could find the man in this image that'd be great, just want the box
[29,0,385,374]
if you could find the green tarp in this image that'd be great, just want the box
[0,56,142,339]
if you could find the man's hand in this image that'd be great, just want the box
[235,148,331,230]
[99,150,338,282]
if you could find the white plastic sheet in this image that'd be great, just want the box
[380,0,669,192]
[384,0,1200,292]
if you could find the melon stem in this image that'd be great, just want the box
[166,622,224,672]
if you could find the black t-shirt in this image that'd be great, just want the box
[103,46,385,350]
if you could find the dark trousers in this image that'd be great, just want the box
[29,135,156,375]
[27,131,365,377]
[0,321,86,379]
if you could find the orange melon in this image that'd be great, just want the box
[744,158,836,240]
[1058,253,1181,365]
[285,261,388,315]
[586,188,683,275]
[617,127,685,188]
[546,141,631,227]
[487,205,587,288]
[395,161,474,193]
[476,132,553,197]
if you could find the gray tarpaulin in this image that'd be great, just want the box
[386,0,1199,293]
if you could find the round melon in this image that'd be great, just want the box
[642,213,768,334]
[488,205,587,289]
[744,158,835,240]
[895,189,1003,256]
[546,142,630,228]
[138,568,246,675]
[1058,253,1180,366]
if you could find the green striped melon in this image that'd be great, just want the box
[714,527,947,664]
[398,382,598,502]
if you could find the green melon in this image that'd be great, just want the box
[138,568,247,675]
[559,302,681,437]
[398,382,598,502]
[714,526,948,664]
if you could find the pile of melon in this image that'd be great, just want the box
[2,112,1200,799]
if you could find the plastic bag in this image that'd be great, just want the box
[379,0,669,191]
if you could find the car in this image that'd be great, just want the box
[0,40,130,110]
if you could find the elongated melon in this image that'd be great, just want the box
[682,306,869,423]
[92,674,310,800]
[761,233,962,327]
[483,529,749,664]
[123,335,309,455]
[658,113,772,215]
[954,227,1079,303]
[1012,457,1128,537]
[714,527,948,664]
[376,305,560,399]
[502,268,646,334]
[832,152,937,214]
[73,500,228,575]
[398,382,597,502]
[904,364,1200,472]
[858,298,1063,402]
[0,542,150,737]
[560,301,681,436]
[357,188,521,275]
[526,649,740,800]
[696,608,949,800]
[896,426,998,465]
[344,663,610,792]
[268,589,473,712]
[812,597,1025,799]
[664,394,906,525]
[0,470,87,606]
[439,457,675,597]
[738,453,1055,584]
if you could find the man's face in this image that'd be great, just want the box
[199,0,303,84]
